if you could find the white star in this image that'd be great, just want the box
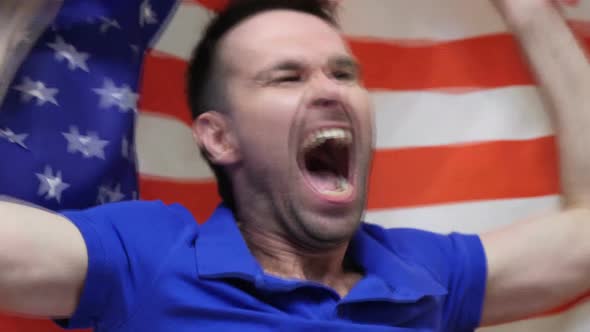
[0,128,29,149]
[62,126,109,159]
[36,166,70,203]
[140,0,158,27]
[98,17,121,33]
[130,44,140,56]
[93,79,138,113]
[47,36,90,72]
[97,183,125,204]
[13,77,59,106]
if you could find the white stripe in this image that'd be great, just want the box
[154,1,504,59]
[341,0,590,41]
[152,1,590,61]
[339,0,507,41]
[136,111,214,180]
[365,195,560,234]
[373,86,553,149]
[152,2,214,60]
[563,2,590,22]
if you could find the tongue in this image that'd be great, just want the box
[308,171,342,192]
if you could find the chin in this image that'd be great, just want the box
[290,195,366,245]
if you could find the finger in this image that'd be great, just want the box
[561,0,579,6]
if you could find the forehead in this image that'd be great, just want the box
[219,10,351,71]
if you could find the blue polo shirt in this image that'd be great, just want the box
[59,201,487,332]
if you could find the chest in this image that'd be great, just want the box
[111,270,446,332]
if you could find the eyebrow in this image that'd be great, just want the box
[270,60,305,71]
[327,56,360,73]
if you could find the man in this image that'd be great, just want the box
[0,0,177,210]
[1,0,589,331]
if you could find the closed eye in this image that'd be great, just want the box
[332,70,356,81]
[274,74,303,83]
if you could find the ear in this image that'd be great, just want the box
[192,111,240,166]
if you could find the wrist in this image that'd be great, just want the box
[494,0,559,30]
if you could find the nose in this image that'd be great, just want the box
[307,71,344,110]
[312,97,339,109]
[298,71,352,125]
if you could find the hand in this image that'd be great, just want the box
[492,0,579,27]
[493,0,578,9]
[326,0,343,12]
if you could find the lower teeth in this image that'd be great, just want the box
[335,177,350,192]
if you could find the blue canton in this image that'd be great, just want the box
[0,0,178,210]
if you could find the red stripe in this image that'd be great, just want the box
[352,35,585,90]
[0,315,87,332]
[138,137,559,219]
[139,50,193,125]
[349,34,533,91]
[367,136,559,209]
[140,175,220,223]
[191,0,228,11]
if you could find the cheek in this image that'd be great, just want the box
[232,111,297,166]
[351,91,374,142]
[233,92,301,145]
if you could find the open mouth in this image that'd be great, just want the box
[298,128,354,201]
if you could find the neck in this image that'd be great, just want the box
[239,221,360,291]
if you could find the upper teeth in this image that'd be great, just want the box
[303,128,352,151]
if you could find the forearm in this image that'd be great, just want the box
[497,1,590,207]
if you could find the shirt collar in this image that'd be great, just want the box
[346,224,448,302]
[195,205,263,282]
[195,205,447,302]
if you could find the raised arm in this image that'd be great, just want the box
[0,200,87,318]
[480,0,590,325]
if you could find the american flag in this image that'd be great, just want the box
[2,0,590,331]
[0,0,178,211]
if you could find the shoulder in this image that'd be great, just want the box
[62,199,195,226]
[61,200,199,255]
[360,222,477,254]
[358,223,487,331]
[359,222,485,283]
[56,200,199,329]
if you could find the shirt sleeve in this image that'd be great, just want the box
[439,233,487,332]
[384,229,488,332]
[55,200,196,330]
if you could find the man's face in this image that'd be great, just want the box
[215,10,374,246]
